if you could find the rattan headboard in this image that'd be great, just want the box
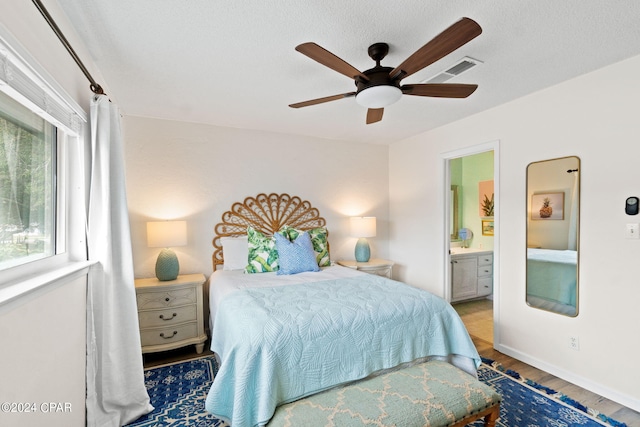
[212,193,327,270]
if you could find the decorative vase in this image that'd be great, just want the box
[354,238,371,262]
[156,248,179,281]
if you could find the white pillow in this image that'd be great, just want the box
[221,236,249,271]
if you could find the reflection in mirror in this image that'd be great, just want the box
[451,185,460,240]
[526,156,580,316]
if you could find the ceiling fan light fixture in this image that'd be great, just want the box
[355,85,402,109]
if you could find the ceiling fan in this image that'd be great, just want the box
[289,17,482,124]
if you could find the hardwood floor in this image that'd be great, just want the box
[453,299,640,426]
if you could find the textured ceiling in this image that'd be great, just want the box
[56,0,640,144]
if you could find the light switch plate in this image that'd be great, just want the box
[626,223,640,239]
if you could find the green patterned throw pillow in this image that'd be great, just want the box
[282,226,330,267]
[245,226,287,273]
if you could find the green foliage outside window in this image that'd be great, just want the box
[0,91,55,267]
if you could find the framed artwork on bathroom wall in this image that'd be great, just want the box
[479,180,494,217]
[481,219,494,236]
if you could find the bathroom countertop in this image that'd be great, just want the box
[449,247,493,255]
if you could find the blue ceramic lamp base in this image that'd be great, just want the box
[355,238,371,262]
[156,248,179,281]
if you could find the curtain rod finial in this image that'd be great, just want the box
[90,83,105,95]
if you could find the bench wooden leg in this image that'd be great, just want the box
[449,402,500,427]
[483,403,500,427]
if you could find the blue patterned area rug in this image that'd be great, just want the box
[126,355,626,427]
[126,355,228,427]
[470,358,626,427]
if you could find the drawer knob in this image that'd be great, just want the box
[159,331,178,339]
[165,297,170,302]
[159,313,177,321]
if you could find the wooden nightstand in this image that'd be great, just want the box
[134,273,207,354]
[337,259,394,279]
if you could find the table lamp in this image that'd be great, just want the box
[147,220,187,281]
[350,216,376,262]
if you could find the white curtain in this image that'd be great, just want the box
[567,171,579,250]
[86,94,153,426]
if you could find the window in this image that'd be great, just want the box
[0,27,87,287]
[0,91,57,269]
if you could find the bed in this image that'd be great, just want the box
[526,248,577,316]
[204,193,481,427]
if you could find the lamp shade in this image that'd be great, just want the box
[147,220,187,281]
[147,221,187,248]
[350,217,377,238]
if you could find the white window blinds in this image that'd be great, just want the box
[0,25,86,136]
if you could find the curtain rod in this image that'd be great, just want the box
[32,0,105,95]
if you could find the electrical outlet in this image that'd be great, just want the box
[568,336,580,351]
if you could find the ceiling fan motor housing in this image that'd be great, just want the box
[356,66,399,91]
[356,42,400,92]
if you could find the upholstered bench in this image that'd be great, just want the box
[268,360,501,427]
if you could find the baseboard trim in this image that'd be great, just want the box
[494,343,640,413]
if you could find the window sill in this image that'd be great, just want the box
[0,260,95,309]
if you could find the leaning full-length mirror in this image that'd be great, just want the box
[526,156,580,316]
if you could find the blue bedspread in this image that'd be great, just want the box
[527,249,577,308]
[204,274,480,427]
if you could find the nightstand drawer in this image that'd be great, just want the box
[365,265,392,278]
[136,287,197,310]
[140,322,198,347]
[336,259,394,279]
[138,305,197,329]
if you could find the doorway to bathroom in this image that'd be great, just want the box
[442,141,498,345]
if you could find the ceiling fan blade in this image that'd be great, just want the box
[289,92,356,108]
[296,42,369,81]
[366,108,384,124]
[390,17,482,80]
[402,83,478,98]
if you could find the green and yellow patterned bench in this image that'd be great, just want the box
[268,360,501,427]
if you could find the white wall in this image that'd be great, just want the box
[0,276,86,427]
[389,54,640,410]
[1,2,94,426]
[122,116,390,279]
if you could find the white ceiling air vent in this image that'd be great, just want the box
[422,57,483,84]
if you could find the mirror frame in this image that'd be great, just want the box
[451,185,460,241]
[526,156,580,317]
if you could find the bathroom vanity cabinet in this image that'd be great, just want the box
[451,250,493,302]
